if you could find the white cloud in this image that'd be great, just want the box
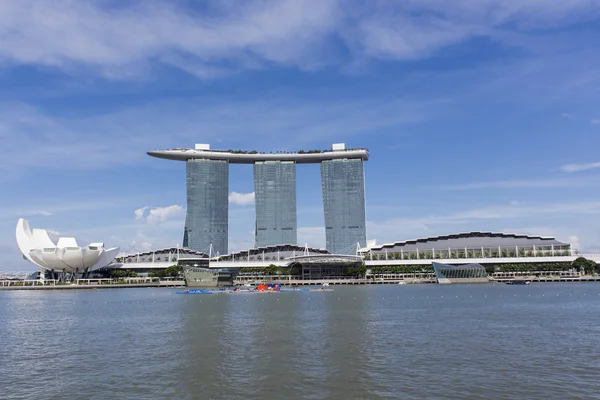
[134,206,148,220]
[45,229,60,237]
[569,235,581,252]
[0,0,598,77]
[23,210,53,217]
[559,161,600,173]
[229,192,255,206]
[146,205,185,224]
[0,95,439,174]
[439,177,594,190]
[366,200,600,247]
[0,0,340,77]
[591,119,600,125]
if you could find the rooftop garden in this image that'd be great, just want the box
[198,148,366,154]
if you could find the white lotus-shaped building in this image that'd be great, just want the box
[16,218,119,273]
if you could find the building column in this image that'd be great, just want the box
[185,159,229,255]
[254,161,297,247]
[321,159,367,254]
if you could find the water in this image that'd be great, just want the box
[1,284,600,399]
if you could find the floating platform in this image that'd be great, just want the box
[176,286,334,295]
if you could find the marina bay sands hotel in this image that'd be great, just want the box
[148,143,368,255]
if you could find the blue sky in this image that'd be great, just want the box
[2,0,600,271]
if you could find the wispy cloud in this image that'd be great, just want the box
[0,0,341,77]
[439,177,593,190]
[0,195,144,222]
[592,119,600,125]
[20,210,54,217]
[559,161,600,173]
[366,201,600,249]
[0,95,441,174]
[134,207,148,220]
[0,0,598,78]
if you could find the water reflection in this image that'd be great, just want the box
[2,285,600,400]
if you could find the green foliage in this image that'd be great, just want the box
[109,269,137,278]
[571,257,598,274]
[496,262,573,272]
[346,265,367,277]
[149,265,182,279]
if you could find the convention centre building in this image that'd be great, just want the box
[360,231,573,260]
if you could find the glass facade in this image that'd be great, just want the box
[254,161,297,247]
[184,159,229,255]
[321,159,366,254]
[432,262,489,284]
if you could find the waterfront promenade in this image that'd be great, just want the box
[3,274,600,290]
[0,279,185,290]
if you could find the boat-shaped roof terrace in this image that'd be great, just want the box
[147,143,369,164]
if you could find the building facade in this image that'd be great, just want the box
[321,159,367,254]
[254,161,297,247]
[15,218,119,277]
[362,232,572,260]
[184,159,229,255]
[149,143,369,255]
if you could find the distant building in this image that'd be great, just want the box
[254,161,297,247]
[15,218,119,279]
[184,159,229,255]
[321,158,367,254]
[362,231,572,259]
[221,244,363,280]
[148,143,369,255]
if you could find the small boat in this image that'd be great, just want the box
[176,288,213,294]
[505,280,531,285]
[397,281,407,285]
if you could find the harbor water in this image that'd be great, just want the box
[1,284,600,399]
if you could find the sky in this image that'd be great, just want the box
[1,0,600,272]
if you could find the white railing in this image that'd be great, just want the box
[107,253,600,269]
[202,254,600,268]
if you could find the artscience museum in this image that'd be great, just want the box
[16,218,119,280]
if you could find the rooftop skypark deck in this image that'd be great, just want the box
[147,143,369,164]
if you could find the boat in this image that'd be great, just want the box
[505,279,531,285]
[176,288,213,294]
[183,266,233,287]
[397,281,407,285]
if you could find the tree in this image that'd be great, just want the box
[346,265,367,277]
[110,269,137,279]
[164,265,182,278]
[149,265,181,279]
[571,257,598,275]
